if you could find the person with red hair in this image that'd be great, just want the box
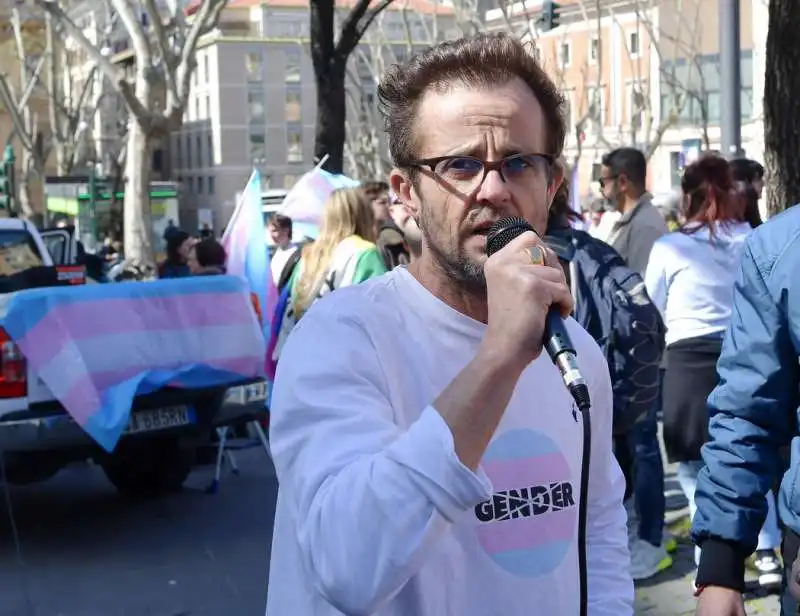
[643,155,782,587]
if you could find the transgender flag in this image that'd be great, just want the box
[0,277,266,452]
[222,170,275,342]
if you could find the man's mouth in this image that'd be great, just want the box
[472,223,495,236]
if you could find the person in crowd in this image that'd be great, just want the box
[730,158,765,229]
[187,238,227,276]
[388,191,422,262]
[266,32,632,616]
[598,146,671,576]
[270,186,386,362]
[644,155,782,590]
[158,229,195,278]
[199,223,213,239]
[364,179,411,268]
[268,213,301,289]
[730,158,765,199]
[690,203,800,616]
[546,180,673,581]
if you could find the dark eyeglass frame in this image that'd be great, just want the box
[405,153,557,185]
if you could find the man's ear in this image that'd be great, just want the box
[390,168,420,221]
[548,159,567,206]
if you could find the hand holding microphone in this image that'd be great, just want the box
[483,217,591,412]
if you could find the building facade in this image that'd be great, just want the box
[486,0,764,203]
[169,0,456,230]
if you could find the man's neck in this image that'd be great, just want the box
[407,253,488,323]
[277,240,291,250]
[621,191,645,214]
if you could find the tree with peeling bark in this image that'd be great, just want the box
[30,0,227,263]
[344,2,453,179]
[310,0,397,174]
[764,0,800,217]
[0,9,107,220]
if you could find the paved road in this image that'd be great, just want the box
[634,466,781,616]
[0,450,278,616]
[0,448,783,616]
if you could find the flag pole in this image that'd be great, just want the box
[313,154,330,173]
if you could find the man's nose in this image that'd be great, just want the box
[474,167,512,206]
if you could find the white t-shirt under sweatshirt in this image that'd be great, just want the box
[644,221,752,346]
[266,267,633,616]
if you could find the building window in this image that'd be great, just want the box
[246,51,263,82]
[284,174,298,189]
[208,176,215,195]
[249,132,266,161]
[205,95,211,118]
[628,31,641,57]
[195,97,201,119]
[196,135,203,167]
[284,47,301,83]
[286,126,303,163]
[627,82,645,128]
[207,133,214,165]
[248,91,265,122]
[559,41,571,68]
[285,89,301,122]
[204,54,210,82]
[187,176,194,192]
[185,135,192,167]
[198,176,205,194]
[589,37,599,64]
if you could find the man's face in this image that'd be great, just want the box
[178,237,197,260]
[372,192,391,223]
[599,165,624,211]
[269,223,289,246]
[390,78,562,290]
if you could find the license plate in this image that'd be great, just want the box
[125,406,193,435]
[245,382,268,403]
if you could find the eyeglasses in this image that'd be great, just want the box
[407,153,555,194]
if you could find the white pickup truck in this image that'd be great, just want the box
[0,218,268,496]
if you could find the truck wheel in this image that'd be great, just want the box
[102,438,194,498]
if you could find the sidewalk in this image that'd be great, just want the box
[633,464,781,615]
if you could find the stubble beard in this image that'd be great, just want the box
[419,207,486,293]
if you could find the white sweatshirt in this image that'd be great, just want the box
[266,267,633,616]
[644,222,752,346]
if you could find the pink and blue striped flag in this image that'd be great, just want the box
[222,170,275,342]
[279,167,360,226]
[0,277,267,452]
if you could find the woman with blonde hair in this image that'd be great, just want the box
[272,187,387,361]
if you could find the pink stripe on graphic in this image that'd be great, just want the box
[476,505,576,553]
[18,294,256,367]
[61,355,263,427]
[482,452,572,492]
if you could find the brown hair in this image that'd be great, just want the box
[361,181,389,201]
[680,155,745,235]
[377,32,567,166]
[193,238,227,268]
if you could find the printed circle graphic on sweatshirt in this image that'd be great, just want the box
[474,429,577,577]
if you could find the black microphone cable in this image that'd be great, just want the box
[486,216,591,616]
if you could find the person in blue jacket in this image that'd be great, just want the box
[693,205,800,615]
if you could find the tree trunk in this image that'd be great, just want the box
[123,118,154,264]
[17,151,37,220]
[314,61,348,174]
[764,0,800,217]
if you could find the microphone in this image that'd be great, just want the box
[485,217,591,412]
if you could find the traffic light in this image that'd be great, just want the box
[539,1,561,32]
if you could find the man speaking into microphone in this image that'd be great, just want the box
[266,32,633,616]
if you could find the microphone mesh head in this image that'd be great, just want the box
[485,217,535,256]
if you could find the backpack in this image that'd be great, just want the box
[545,229,665,435]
